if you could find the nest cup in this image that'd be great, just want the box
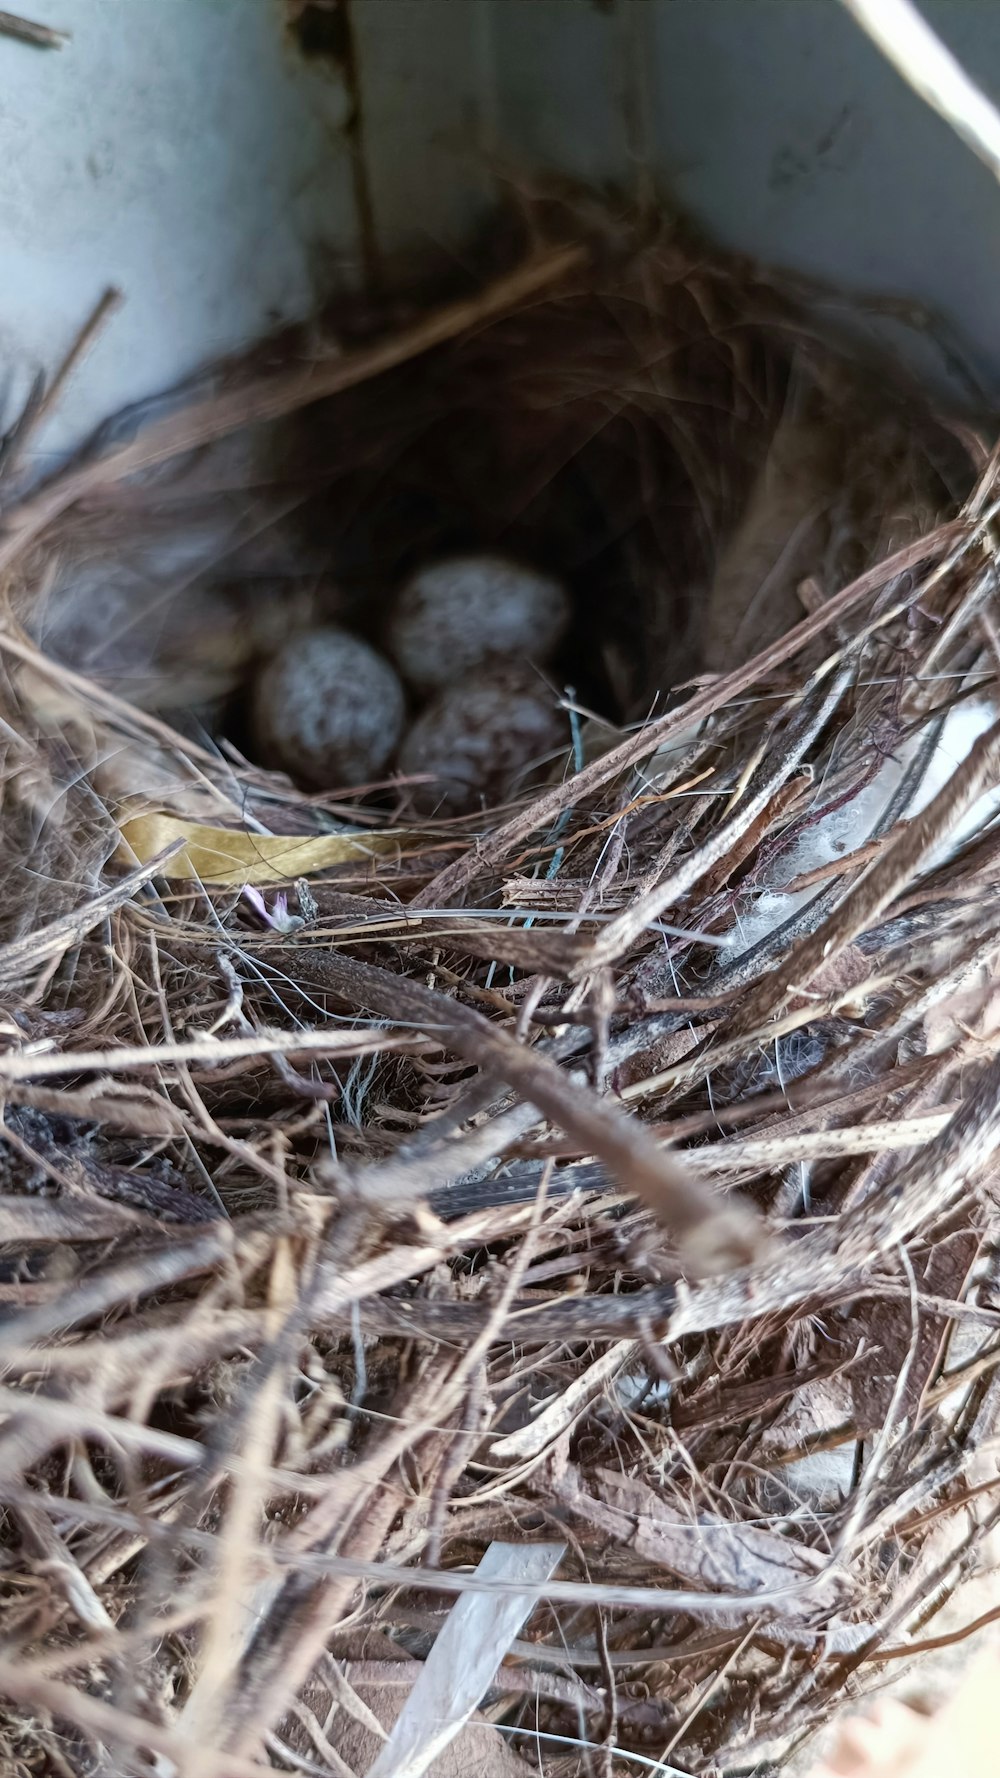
[2,229,999,1778]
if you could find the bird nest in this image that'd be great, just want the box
[1,226,999,1778]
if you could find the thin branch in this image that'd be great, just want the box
[287,944,768,1276]
[0,1024,425,1083]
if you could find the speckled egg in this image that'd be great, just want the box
[386,555,571,694]
[397,661,568,815]
[252,626,406,790]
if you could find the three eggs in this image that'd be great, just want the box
[252,555,571,813]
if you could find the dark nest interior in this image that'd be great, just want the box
[1,224,1000,1778]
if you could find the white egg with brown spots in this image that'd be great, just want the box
[252,626,405,790]
[398,661,568,814]
[387,554,570,694]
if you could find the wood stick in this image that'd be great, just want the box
[1,287,122,477]
[0,10,67,49]
[280,944,768,1277]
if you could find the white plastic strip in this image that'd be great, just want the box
[365,1539,566,1778]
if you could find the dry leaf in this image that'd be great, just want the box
[555,1464,840,1608]
[118,810,423,885]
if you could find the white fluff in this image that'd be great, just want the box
[722,696,1000,960]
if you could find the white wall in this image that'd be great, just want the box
[4,0,1000,466]
[0,0,358,463]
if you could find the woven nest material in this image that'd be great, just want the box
[1,227,1000,1778]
